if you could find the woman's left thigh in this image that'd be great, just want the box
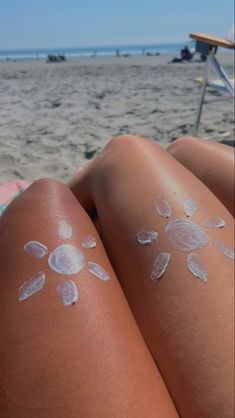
[0,179,178,418]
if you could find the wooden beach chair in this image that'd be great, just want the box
[189,32,235,136]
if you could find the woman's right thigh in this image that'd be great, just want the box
[0,179,178,418]
[69,135,234,418]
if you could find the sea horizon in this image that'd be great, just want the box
[0,41,195,61]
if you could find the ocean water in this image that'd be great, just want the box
[0,42,194,61]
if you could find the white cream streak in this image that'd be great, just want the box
[150,252,171,280]
[213,240,235,260]
[187,253,208,283]
[88,262,110,281]
[184,199,198,217]
[24,241,48,259]
[58,220,72,239]
[81,236,97,249]
[57,281,79,306]
[203,217,225,228]
[137,231,158,245]
[19,272,46,301]
[155,198,172,218]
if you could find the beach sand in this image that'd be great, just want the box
[0,53,234,184]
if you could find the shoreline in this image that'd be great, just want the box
[0,41,194,61]
[0,50,233,63]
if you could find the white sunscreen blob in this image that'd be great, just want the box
[203,217,226,228]
[48,244,85,275]
[187,253,208,283]
[24,241,48,259]
[57,281,79,307]
[88,261,110,281]
[58,220,72,239]
[213,240,235,260]
[155,198,171,218]
[19,272,46,301]
[81,236,97,249]
[137,231,158,245]
[184,199,198,217]
[150,252,171,280]
[165,218,208,252]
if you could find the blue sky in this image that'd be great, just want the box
[0,0,234,49]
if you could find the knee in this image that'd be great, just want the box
[90,134,164,188]
[95,134,155,175]
[104,134,147,154]
[102,134,162,164]
[88,135,147,186]
[4,178,68,218]
[28,178,66,195]
[167,136,201,157]
[26,178,72,208]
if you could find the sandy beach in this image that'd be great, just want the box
[0,53,234,184]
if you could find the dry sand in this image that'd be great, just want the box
[0,53,234,184]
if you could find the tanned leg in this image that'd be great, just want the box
[0,179,178,418]
[69,135,234,418]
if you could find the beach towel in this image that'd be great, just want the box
[0,180,31,216]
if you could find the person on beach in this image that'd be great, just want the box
[180,45,193,61]
[171,45,193,62]
[0,135,234,418]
